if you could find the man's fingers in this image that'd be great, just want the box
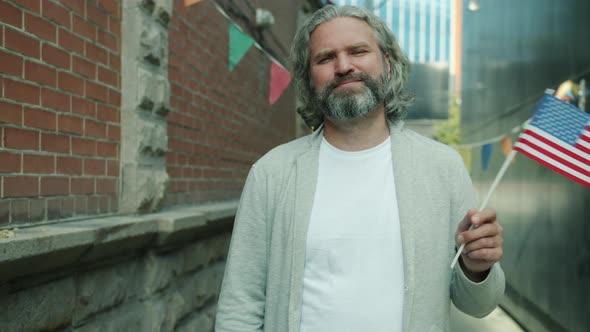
[471,207,497,226]
[460,223,503,243]
[463,235,503,253]
[457,208,478,233]
[464,247,504,261]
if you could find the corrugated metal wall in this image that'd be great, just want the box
[461,1,590,331]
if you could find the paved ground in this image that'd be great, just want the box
[451,305,525,332]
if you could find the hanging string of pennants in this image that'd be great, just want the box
[183,0,292,105]
[454,120,527,171]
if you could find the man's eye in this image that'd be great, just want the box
[352,49,368,55]
[318,57,332,64]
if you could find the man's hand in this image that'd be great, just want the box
[455,208,504,281]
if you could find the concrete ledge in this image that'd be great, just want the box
[0,201,238,285]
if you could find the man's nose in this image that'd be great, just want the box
[335,55,353,77]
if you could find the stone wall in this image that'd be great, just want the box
[0,202,235,332]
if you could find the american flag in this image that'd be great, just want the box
[514,94,590,188]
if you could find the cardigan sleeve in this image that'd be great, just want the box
[215,165,267,332]
[448,152,506,317]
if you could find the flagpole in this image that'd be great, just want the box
[450,149,518,269]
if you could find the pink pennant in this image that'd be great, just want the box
[269,62,291,105]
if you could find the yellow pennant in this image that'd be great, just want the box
[501,135,513,156]
[184,0,204,9]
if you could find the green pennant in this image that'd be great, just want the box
[229,24,254,71]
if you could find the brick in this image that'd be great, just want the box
[5,27,40,59]
[0,101,23,125]
[41,176,69,195]
[0,151,21,173]
[60,0,85,17]
[85,42,107,65]
[109,53,120,72]
[74,196,87,214]
[98,195,109,213]
[83,158,105,175]
[58,114,84,135]
[97,141,117,158]
[97,104,118,122]
[4,127,39,150]
[43,0,70,27]
[23,154,55,173]
[71,137,96,156]
[100,0,118,18]
[0,50,23,77]
[87,195,99,213]
[56,156,82,175]
[71,96,95,117]
[106,160,118,176]
[107,89,121,107]
[107,18,120,44]
[97,66,117,88]
[4,78,40,105]
[96,178,116,194]
[72,55,96,79]
[41,133,70,153]
[10,199,28,222]
[71,177,94,194]
[47,198,62,218]
[0,1,23,28]
[13,0,40,14]
[97,29,116,52]
[72,15,95,40]
[61,197,74,217]
[25,61,57,87]
[85,81,108,103]
[109,194,118,211]
[87,3,108,29]
[42,43,70,70]
[58,71,84,95]
[24,107,57,131]
[84,119,106,138]
[4,176,39,197]
[59,28,84,54]
[29,198,45,221]
[0,201,9,225]
[107,124,120,141]
[25,13,56,42]
[41,88,70,112]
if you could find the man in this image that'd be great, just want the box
[216,5,504,332]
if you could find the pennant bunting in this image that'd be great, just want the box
[501,135,513,157]
[183,0,204,8]
[457,147,473,174]
[514,94,590,188]
[269,62,291,105]
[229,23,254,71]
[481,144,493,171]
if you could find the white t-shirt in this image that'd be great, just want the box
[300,137,405,332]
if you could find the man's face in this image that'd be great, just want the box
[308,17,390,121]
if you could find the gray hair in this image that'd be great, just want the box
[290,5,414,130]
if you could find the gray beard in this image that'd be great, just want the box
[313,72,386,121]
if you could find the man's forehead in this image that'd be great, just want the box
[308,17,377,53]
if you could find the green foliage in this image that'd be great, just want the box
[433,96,461,146]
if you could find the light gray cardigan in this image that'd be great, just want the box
[216,122,505,332]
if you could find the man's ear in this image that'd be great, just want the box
[385,52,391,79]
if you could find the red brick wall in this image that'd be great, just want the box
[165,1,298,206]
[0,0,121,225]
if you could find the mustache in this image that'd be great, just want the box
[324,72,373,92]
